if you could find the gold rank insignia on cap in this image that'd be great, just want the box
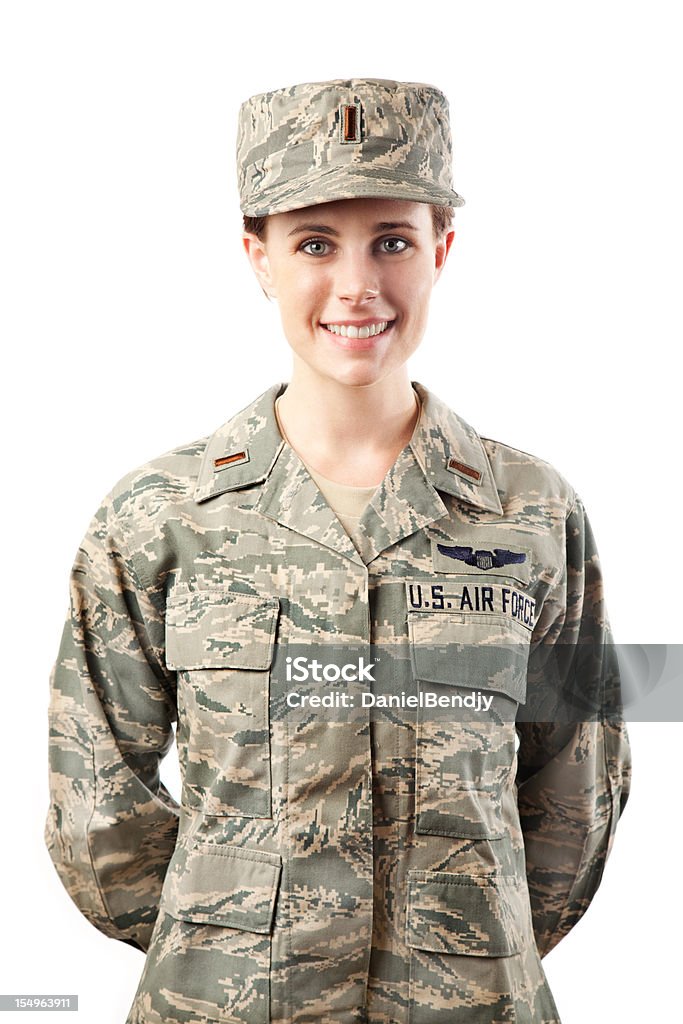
[339,101,362,144]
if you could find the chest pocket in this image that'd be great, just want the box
[166,589,280,818]
[408,608,530,840]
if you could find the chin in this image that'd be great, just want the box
[322,363,390,389]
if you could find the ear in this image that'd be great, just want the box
[433,228,455,285]
[242,232,277,299]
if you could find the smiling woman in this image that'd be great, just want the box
[44,77,632,1024]
[240,196,453,449]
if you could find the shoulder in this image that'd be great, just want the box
[111,433,209,502]
[97,432,211,541]
[414,383,578,522]
[479,434,577,519]
[81,383,282,559]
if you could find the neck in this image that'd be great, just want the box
[276,363,420,487]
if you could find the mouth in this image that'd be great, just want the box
[320,319,396,340]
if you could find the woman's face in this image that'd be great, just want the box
[243,197,454,389]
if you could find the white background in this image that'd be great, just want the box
[1,1,681,1021]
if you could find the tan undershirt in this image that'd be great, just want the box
[274,389,421,554]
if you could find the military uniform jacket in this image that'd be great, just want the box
[44,381,631,1024]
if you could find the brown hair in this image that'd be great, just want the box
[243,204,454,242]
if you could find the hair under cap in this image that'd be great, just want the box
[236,77,465,217]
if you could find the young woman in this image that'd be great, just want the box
[45,77,631,1024]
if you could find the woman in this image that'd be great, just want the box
[45,77,631,1024]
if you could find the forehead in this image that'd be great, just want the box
[269,197,432,233]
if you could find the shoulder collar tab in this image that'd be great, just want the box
[410,382,503,515]
[194,383,286,502]
[194,380,503,516]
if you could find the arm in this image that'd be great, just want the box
[44,488,179,952]
[516,494,632,957]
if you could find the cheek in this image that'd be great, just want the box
[392,253,433,288]
[394,268,433,316]
[278,270,327,321]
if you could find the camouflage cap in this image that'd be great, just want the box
[236,77,465,217]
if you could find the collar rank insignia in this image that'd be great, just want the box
[436,544,527,571]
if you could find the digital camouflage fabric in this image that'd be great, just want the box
[44,381,631,1024]
[236,79,465,216]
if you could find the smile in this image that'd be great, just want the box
[321,320,394,339]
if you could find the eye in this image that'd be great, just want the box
[300,238,332,256]
[379,236,410,254]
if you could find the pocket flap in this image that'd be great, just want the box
[408,612,529,705]
[166,590,279,670]
[406,870,524,957]
[164,840,282,933]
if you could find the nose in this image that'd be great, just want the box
[335,250,380,304]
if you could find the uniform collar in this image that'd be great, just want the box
[194,381,502,564]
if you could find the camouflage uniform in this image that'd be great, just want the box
[44,380,631,1023]
[45,79,630,1022]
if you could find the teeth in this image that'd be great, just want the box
[323,321,390,338]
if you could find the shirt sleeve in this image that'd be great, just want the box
[515,493,632,958]
[44,489,180,953]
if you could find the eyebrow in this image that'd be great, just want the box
[287,220,418,237]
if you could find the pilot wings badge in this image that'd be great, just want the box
[436,544,527,571]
